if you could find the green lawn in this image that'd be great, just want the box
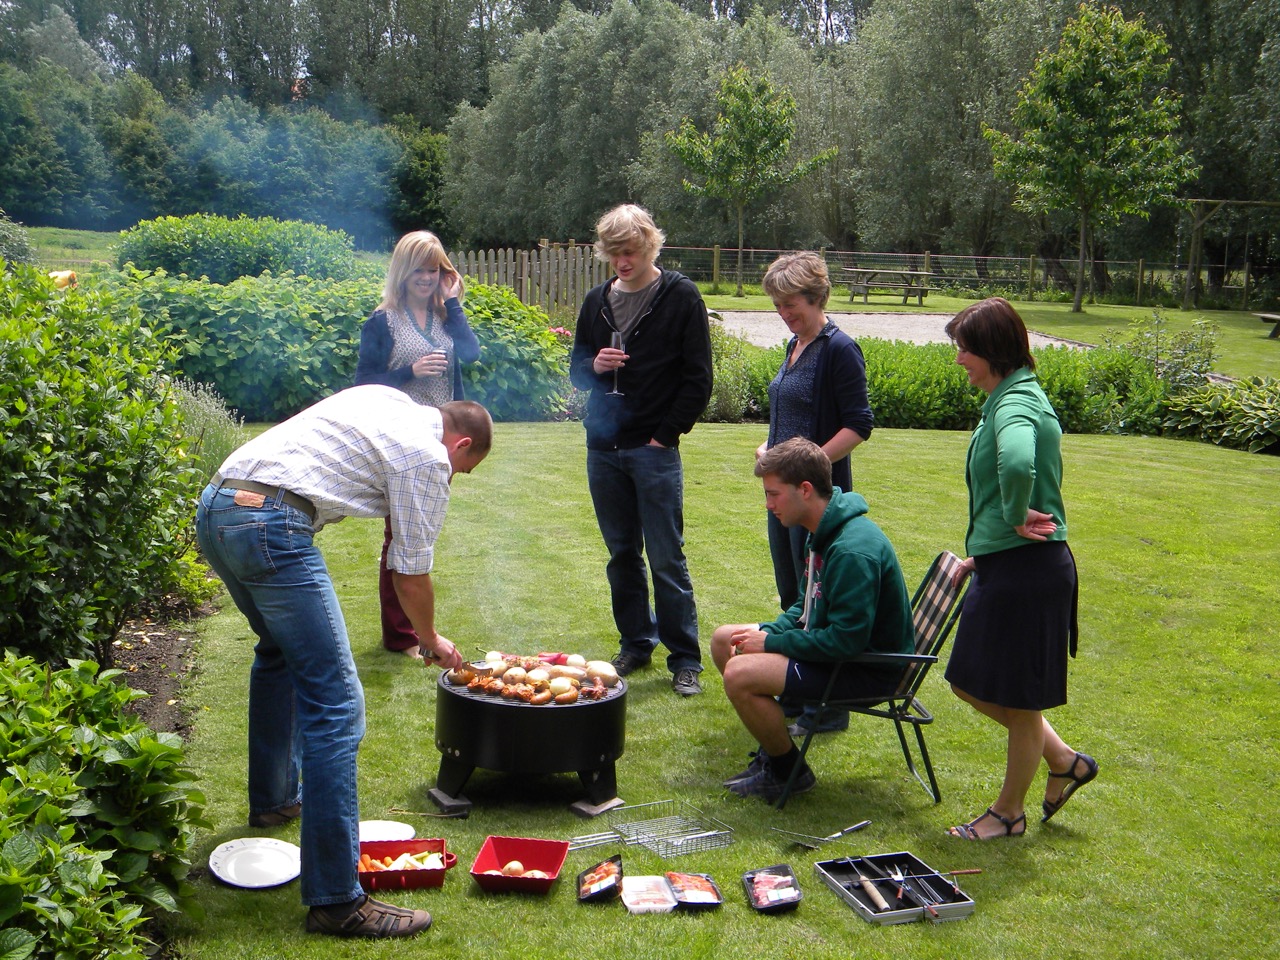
[166,424,1279,959]
[27,225,119,267]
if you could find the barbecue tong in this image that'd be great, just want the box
[770,820,871,849]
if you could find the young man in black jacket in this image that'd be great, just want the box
[569,204,713,696]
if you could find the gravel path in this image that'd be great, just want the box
[714,310,1085,350]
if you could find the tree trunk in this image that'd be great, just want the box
[735,202,746,297]
[1072,215,1086,312]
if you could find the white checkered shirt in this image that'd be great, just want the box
[215,385,451,575]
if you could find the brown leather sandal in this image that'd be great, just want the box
[306,895,432,938]
[948,806,1026,840]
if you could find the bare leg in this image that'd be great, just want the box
[951,684,1080,839]
[712,625,794,757]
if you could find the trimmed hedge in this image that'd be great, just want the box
[100,269,573,422]
[116,214,358,284]
[100,266,374,421]
[722,327,1278,455]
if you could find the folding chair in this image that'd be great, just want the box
[774,550,969,809]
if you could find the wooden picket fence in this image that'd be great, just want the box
[449,244,610,315]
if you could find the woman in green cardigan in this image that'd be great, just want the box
[943,298,1097,840]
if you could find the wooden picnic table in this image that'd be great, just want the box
[1255,313,1280,339]
[843,267,933,306]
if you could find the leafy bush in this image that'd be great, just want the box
[1080,343,1166,435]
[460,284,571,421]
[0,266,200,664]
[170,378,249,485]
[738,342,786,420]
[125,380,248,616]
[102,270,573,422]
[0,207,36,267]
[705,323,758,422]
[1103,313,1219,393]
[116,214,358,284]
[1163,377,1280,454]
[0,652,207,959]
[862,340,984,430]
[1033,345,1097,434]
[100,266,374,421]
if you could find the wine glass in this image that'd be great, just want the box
[607,330,624,396]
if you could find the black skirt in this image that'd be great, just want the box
[944,541,1078,711]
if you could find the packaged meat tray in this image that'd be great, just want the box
[742,864,802,913]
[664,871,722,910]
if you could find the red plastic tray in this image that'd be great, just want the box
[358,838,455,891]
[469,835,569,894]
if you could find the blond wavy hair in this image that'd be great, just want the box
[380,231,463,317]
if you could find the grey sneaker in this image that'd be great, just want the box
[786,718,850,738]
[671,667,702,697]
[610,652,652,677]
[723,748,766,786]
[727,759,816,802]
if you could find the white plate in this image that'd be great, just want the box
[359,819,415,842]
[208,837,301,889]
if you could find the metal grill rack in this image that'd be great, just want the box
[569,800,734,858]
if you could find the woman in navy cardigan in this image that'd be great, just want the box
[355,231,480,653]
[758,253,875,734]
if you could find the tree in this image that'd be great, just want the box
[850,0,1068,258]
[985,3,1199,311]
[389,118,454,243]
[666,63,836,295]
[445,0,710,247]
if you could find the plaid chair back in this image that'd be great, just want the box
[895,551,966,695]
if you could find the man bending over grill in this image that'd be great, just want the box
[710,437,914,802]
[195,385,491,938]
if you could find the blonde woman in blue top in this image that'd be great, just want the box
[355,231,480,654]
[943,298,1096,840]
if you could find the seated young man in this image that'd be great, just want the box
[711,437,915,801]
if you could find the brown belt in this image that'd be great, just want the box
[217,477,316,522]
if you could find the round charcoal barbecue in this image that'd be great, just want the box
[430,672,627,816]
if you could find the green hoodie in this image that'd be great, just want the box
[761,490,914,663]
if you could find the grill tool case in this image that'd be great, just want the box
[814,852,975,924]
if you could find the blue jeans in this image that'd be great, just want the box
[767,509,808,611]
[586,446,701,673]
[196,483,366,907]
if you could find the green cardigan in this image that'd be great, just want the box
[964,367,1068,556]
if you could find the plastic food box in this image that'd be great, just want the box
[358,838,456,891]
[621,875,679,914]
[813,852,975,924]
[664,871,722,910]
[742,864,802,913]
[470,836,570,894]
[577,855,624,903]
